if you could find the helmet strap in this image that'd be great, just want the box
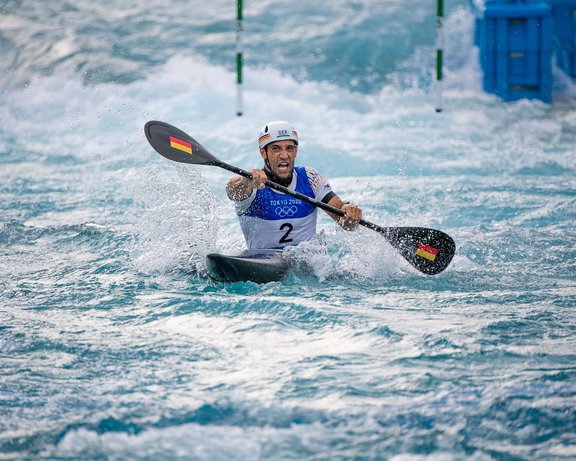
[263,151,272,170]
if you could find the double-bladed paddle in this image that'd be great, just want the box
[144,120,456,275]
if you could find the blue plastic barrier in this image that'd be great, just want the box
[473,1,553,102]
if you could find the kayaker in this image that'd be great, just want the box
[226,121,362,249]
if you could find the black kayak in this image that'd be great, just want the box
[206,249,293,283]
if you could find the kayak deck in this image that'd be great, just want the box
[206,249,293,283]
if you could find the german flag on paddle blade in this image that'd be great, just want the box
[416,243,438,261]
[170,136,192,154]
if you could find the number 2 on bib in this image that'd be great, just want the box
[279,223,293,244]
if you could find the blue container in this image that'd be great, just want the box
[547,0,576,77]
[473,1,553,102]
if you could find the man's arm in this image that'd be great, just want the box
[325,195,362,231]
[304,167,361,231]
[226,169,268,202]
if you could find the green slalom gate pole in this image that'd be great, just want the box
[236,0,243,116]
[435,0,444,113]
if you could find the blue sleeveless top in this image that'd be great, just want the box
[242,167,316,220]
[236,166,330,249]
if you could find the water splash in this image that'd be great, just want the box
[130,164,218,275]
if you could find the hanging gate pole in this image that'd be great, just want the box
[236,0,243,116]
[435,0,444,113]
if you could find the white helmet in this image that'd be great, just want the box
[258,121,298,149]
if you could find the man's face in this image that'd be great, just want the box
[260,141,298,179]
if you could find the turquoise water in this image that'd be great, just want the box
[1,1,576,459]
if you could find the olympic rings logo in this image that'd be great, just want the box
[275,205,298,217]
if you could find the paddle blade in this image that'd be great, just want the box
[381,227,456,275]
[144,120,221,166]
